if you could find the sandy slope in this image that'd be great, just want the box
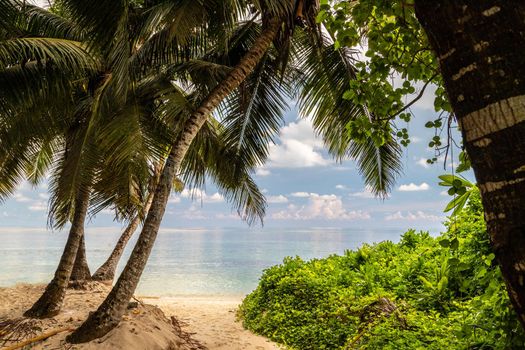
[0,283,280,350]
[145,296,280,350]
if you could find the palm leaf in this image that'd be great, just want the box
[293,28,402,196]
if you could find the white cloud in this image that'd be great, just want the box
[183,204,206,219]
[38,193,49,199]
[14,193,32,202]
[416,158,430,169]
[28,201,46,211]
[385,211,441,221]
[272,193,370,221]
[256,168,271,176]
[179,188,224,203]
[215,213,239,220]
[335,184,347,190]
[267,119,330,168]
[168,195,181,203]
[411,136,422,144]
[398,182,430,192]
[267,195,288,204]
[290,192,311,198]
[349,186,377,199]
[207,193,224,203]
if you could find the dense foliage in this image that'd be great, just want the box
[240,193,525,349]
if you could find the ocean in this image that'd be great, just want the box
[0,227,408,296]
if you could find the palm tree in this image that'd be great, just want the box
[1,1,268,319]
[0,2,170,317]
[68,0,401,342]
[91,163,162,283]
[0,0,102,317]
[414,0,525,330]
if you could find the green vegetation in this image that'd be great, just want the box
[240,192,525,349]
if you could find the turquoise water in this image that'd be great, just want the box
[0,227,404,296]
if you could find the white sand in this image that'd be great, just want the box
[144,296,281,350]
[0,283,280,350]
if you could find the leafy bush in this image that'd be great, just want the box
[239,193,525,349]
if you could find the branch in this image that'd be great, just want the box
[387,72,439,119]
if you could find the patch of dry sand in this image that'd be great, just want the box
[0,284,281,350]
[0,283,202,350]
[146,296,281,350]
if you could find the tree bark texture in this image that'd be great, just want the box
[415,0,525,329]
[67,18,282,343]
[70,235,91,282]
[91,162,161,282]
[24,188,91,318]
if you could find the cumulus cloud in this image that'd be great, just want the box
[215,213,239,220]
[267,195,288,204]
[267,119,330,168]
[168,195,181,204]
[398,182,430,192]
[256,168,271,176]
[179,188,225,203]
[183,204,206,219]
[416,157,430,168]
[349,186,377,199]
[335,184,347,190]
[385,211,441,221]
[14,193,32,202]
[271,193,370,221]
[38,193,49,199]
[28,201,47,211]
[290,192,311,198]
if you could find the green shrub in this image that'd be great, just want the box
[239,193,525,349]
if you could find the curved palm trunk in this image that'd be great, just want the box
[67,18,281,343]
[92,163,161,282]
[90,217,140,282]
[24,188,90,318]
[415,1,525,329]
[70,235,91,282]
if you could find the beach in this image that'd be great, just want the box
[148,296,279,350]
[0,283,279,349]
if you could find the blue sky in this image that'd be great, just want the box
[0,85,471,234]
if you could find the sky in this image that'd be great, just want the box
[0,85,471,233]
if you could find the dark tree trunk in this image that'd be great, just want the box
[70,235,91,282]
[91,166,160,283]
[67,18,282,343]
[24,188,90,318]
[415,0,525,329]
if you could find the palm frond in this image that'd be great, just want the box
[180,120,266,225]
[59,0,129,51]
[293,29,402,196]
[23,4,83,40]
[0,37,97,71]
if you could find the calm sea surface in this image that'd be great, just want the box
[0,227,406,296]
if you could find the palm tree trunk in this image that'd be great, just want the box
[91,163,162,282]
[415,0,525,329]
[24,188,90,318]
[67,18,281,343]
[70,235,91,282]
[90,217,141,282]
